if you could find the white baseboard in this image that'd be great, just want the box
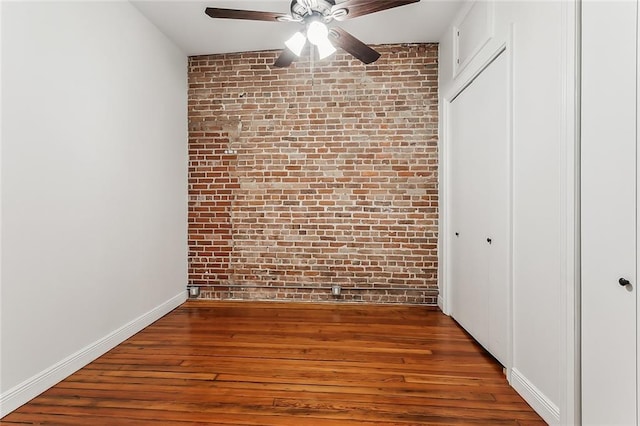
[0,291,187,417]
[437,294,446,313]
[510,367,560,425]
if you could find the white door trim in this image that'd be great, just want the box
[636,1,639,422]
[560,0,579,424]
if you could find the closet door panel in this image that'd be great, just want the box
[450,87,490,346]
[449,51,509,361]
[484,52,509,365]
[581,1,638,423]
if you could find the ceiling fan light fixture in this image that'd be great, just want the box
[205,0,421,67]
[285,31,307,56]
[306,20,329,46]
[316,38,336,59]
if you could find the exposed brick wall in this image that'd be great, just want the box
[188,43,439,304]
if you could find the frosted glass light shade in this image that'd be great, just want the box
[316,39,336,59]
[307,21,329,46]
[285,31,306,56]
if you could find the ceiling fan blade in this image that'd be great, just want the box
[205,7,289,22]
[331,0,420,20]
[273,49,297,68]
[328,27,381,64]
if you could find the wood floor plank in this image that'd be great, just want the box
[39,384,530,412]
[1,301,545,425]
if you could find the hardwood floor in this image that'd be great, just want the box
[2,301,545,425]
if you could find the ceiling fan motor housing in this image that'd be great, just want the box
[291,0,338,23]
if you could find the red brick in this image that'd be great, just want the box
[187,43,439,305]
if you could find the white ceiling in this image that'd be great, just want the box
[131,0,465,56]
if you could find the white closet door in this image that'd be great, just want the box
[450,51,509,364]
[450,87,491,347]
[484,54,509,364]
[581,1,638,424]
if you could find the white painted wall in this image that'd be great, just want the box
[0,1,188,415]
[439,1,576,424]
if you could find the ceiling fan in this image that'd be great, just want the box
[205,0,421,68]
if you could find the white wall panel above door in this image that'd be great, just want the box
[453,1,494,77]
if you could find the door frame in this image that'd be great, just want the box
[637,3,640,421]
[564,1,579,423]
[441,43,513,366]
[440,39,514,373]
